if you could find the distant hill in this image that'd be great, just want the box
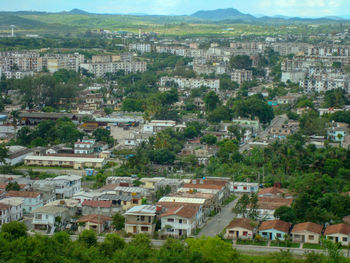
[68,8,90,15]
[191,8,256,21]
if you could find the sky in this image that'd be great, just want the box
[2,0,350,17]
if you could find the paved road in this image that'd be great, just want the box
[239,114,288,153]
[199,197,240,237]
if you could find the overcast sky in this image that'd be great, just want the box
[2,0,350,17]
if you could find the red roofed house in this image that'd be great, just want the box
[77,214,112,233]
[82,200,113,216]
[225,218,257,240]
[6,191,43,213]
[160,204,201,237]
[325,223,350,246]
[258,219,291,241]
[291,222,323,244]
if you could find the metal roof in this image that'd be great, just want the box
[159,196,206,204]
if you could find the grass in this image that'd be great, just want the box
[270,241,300,248]
[193,228,202,235]
[302,243,323,249]
[223,194,237,206]
[236,239,268,246]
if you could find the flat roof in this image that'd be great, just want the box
[125,205,156,215]
[33,205,68,214]
[25,155,105,163]
[158,196,206,204]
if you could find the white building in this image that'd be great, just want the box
[232,182,259,193]
[32,205,69,231]
[160,77,220,92]
[129,43,152,53]
[0,203,11,226]
[231,69,253,84]
[6,191,43,213]
[74,139,96,155]
[0,197,24,221]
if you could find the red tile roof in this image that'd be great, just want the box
[77,214,112,224]
[82,200,112,208]
[160,205,199,219]
[325,223,350,236]
[258,187,292,197]
[6,191,40,198]
[292,222,323,234]
[256,197,293,210]
[226,218,257,231]
[259,220,291,233]
[0,203,10,210]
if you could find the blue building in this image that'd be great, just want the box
[258,220,291,241]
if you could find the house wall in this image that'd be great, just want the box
[161,215,196,237]
[259,229,287,241]
[23,197,43,213]
[292,231,320,244]
[326,233,350,246]
[226,227,253,239]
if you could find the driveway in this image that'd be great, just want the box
[199,196,239,237]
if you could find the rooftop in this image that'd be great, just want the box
[125,205,157,215]
[6,191,40,198]
[161,205,199,219]
[82,200,112,208]
[77,214,112,224]
[33,205,68,214]
[259,219,291,233]
[324,223,350,235]
[291,222,323,234]
[226,218,257,231]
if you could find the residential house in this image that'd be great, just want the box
[6,191,43,213]
[258,187,293,199]
[291,222,323,244]
[74,139,96,155]
[258,220,291,241]
[0,203,11,226]
[160,204,200,237]
[0,197,24,221]
[253,197,293,220]
[325,223,350,246]
[125,205,157,235]
[98,192,142,212]
[225,218,257,240]
[77,214,112,233]
[32,205,69,231]
[232,182,259,193]
[327,122,349,143]
[82,200,114,216]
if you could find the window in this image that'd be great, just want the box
[141,216,145,221]
[167,218,174,222]
[277,233,282,238]
[132,199,138,204]
[309,235,314,240]
[179,219,183,224]
[343,237,348,242]
[234,186,238,190]
[243,186,247,190]
[243,231,248,236]
[141,226,148,232]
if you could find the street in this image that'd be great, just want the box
[199,196,239,237]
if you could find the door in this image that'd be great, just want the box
[179,229,182,236]
[269,233,272,240]
[133,226,137,233]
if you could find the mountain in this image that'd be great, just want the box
[191,8,256,21]
[68,8,90,15]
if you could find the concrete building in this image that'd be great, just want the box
[0,197,24,221]
[125,205,157,235]
[291,222,323,244]
[24,155,106,169]
[6,191,43,213]
[160,77,220,92]
[231,69,253,85]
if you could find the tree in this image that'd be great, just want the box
[1,221,27,240]
[229,55,252,69]
[104,107,113,116]
[248,193,259,220]
[186,236,238,263]
[200,134,217,145]
[0,144,8,164]
[112,212,125,230]
[274,206,297,223]
[233,194,250,218]
[203,91,220,111]
[151,149,176,165]
[5,181,20,191]
[78,229,97,248]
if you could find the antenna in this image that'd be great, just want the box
[10,25,15,37]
